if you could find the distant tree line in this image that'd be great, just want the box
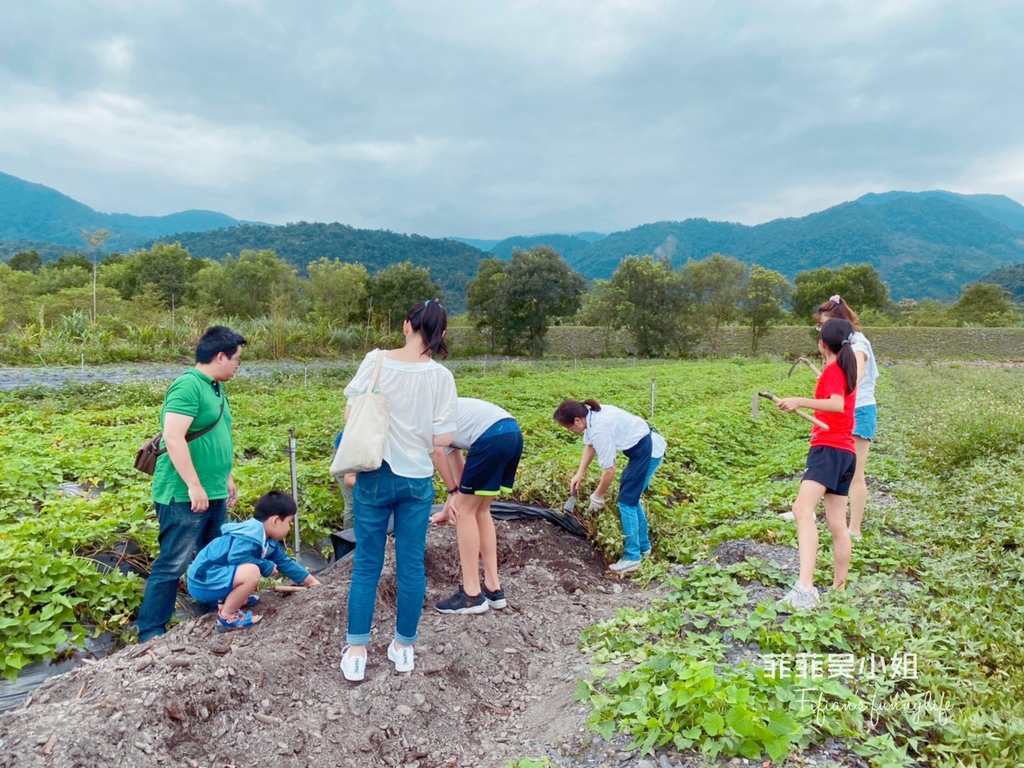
[2,242,1022,361]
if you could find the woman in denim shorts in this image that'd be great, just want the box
[815,295,879,539]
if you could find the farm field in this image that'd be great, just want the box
[0,360,1022,766]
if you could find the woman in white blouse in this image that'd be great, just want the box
[339,300,459,681]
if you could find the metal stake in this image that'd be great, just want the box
[288,427,299,554]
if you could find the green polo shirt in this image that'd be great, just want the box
[151,368,234,505]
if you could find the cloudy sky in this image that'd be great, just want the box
[2,0,1022,239]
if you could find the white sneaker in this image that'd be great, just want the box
[777,582,821,612]
[340,645,365,681]
[641,548,652,557]
[608,558,642,574]
[388,640,414,673]
[777,511,795,521]
[848,529,862,540]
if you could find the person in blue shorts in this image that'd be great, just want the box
[187,490,320,631]
[814,296,879,539]
[431,398,523,614]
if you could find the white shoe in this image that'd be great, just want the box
[608,558,642,574]
[777,511,795,521]
[848,529,862,540]
[340,645,365,681]
[641,548,652,557]
[388,640,414,673]
[777,582,821,612]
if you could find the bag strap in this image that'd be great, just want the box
[157,395,225,456]
[368,349,386,391]
[185,395,226,442]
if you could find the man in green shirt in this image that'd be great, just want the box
[137,326,246,642]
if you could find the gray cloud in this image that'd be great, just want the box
[1,0,1022,238]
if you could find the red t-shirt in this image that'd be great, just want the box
[810,361,855,453]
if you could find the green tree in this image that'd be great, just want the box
[0,264,38,328]
[501,247,585,357]
[682,253,746,355]
[9,251,42,274]
[743,265,792,354]
[369,261,443,331]
[791,264,891,319]
[466,258,512,353]
[306,259,369,325]
[952,282,1021,327]
[192,249,302,318]
[35,264,91,295]
[595,255,688,357]
[53,254,92,271]
[102,243,203,308]
[906,299,955,327]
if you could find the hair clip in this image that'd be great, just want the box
[829,294,842,304]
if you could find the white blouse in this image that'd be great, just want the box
[344,349,457,478]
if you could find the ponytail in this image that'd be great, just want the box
[406,299,449,359]
[820,318,857,394]
[553,398,601,426]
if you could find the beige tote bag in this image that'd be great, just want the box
[330,350,391,476]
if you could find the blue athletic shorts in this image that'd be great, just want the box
[853,404,877,441]
[459,419,523,496]
[803,446,856,496]
[187,574,236,605]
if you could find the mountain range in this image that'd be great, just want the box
[3,170,1024,304]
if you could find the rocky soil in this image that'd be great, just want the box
[0,516,871,768]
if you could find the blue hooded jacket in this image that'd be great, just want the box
[187,518,310,594]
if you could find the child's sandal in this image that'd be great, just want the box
[215,610,261,633]
[218,594,259,610]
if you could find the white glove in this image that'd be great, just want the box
[588,493,606,513]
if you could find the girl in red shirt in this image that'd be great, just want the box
[775,318,858,611]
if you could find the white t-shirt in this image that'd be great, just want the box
[583,404,667,470]
[450,398,514,452]
[344,349,457,478]
[851,331,879,408]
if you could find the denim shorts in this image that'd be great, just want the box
[854,404,878,441]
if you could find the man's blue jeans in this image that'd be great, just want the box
[137,499,227,642]
[347,462,434,646]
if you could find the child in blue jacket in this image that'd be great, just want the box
[187,490,320,631]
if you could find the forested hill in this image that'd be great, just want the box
[980,262,1024,301]
[0,172,249,248]
[483,193,1024,300]
[156,222,488,311]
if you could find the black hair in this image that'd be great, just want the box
[195,326,247,364]
[553,398,601,426]
[254,490,297,522]
[406,300,449,359]
[819,318,858,395]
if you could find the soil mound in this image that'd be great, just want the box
[0,519,645,768]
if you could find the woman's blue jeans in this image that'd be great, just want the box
[617,453,663,562]
[347,462,434,646]
[137,498,227,642]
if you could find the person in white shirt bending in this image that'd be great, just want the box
[430,397,524,614]
[554,398,666,574]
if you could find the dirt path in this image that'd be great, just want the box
[0,518,652,768]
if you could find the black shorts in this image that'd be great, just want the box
[459,420,524,496]
[803,446,856,496]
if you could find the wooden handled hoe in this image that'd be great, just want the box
[751,391,829,430]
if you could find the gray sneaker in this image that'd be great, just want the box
[777,581,820,612]
[608,558,642,574]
